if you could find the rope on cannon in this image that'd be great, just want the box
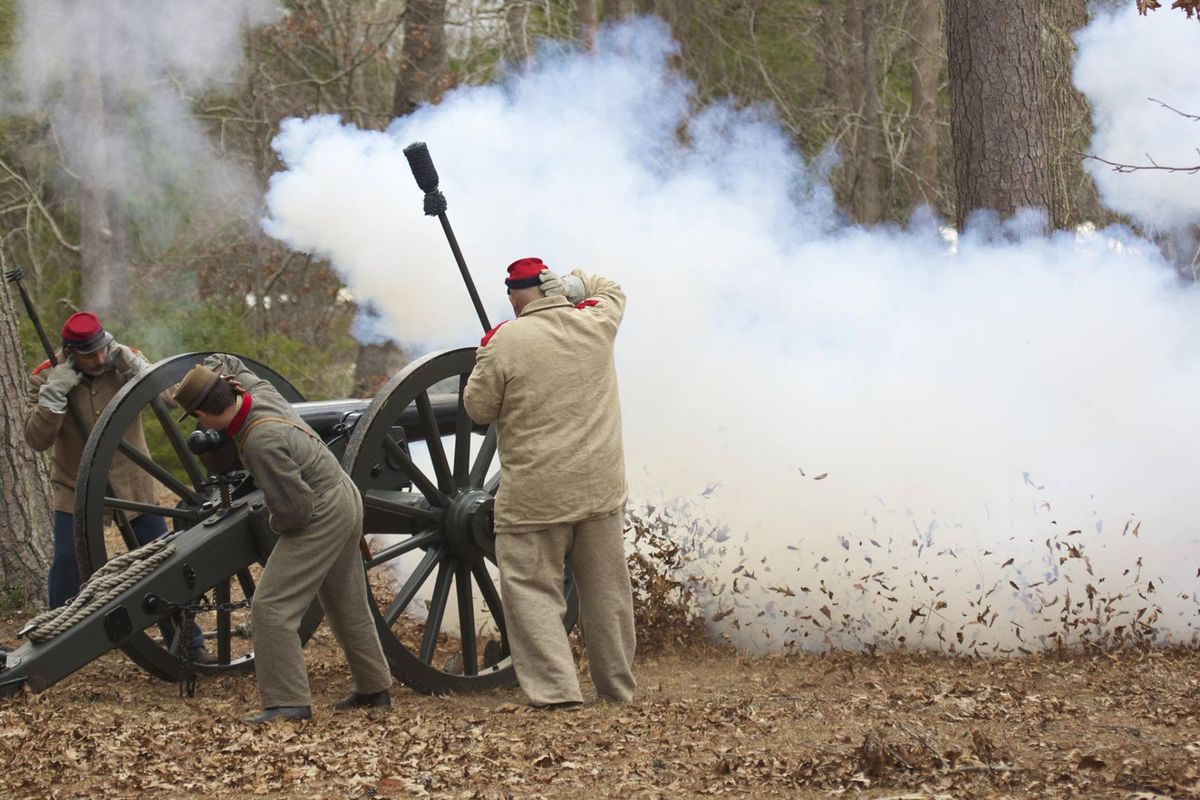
[22,539,176,643]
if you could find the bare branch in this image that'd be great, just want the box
[1148,96,1200,121]
[1078,150,1200,174]
[0,155,81,253]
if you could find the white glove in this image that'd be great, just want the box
[561,273,586,305]
[539,269,586,304]
[38,362,84,413]
[538,269,565,297]
[108,343,152,378]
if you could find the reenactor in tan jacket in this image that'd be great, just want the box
[171,354,392,724]
[464,258,636,709]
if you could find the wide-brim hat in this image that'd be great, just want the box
[61,311,114,354]
[172,364,221,422]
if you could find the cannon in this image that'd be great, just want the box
[0,141,569,700]
[0,347,579,698]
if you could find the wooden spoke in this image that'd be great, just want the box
[215,579,232,665]
[469,425,496,488]
[116,439,204,506]
[382,435,448,507]
[366,529,439,569]
[420,559,455,664]
[415,391,454,492]
[363,489,443,524]
[456,561,478,676]
[149,396,206,490]
[103,497,203,522]
[453,376,472,485]
[383,545,445,626]
[472,560,507,643]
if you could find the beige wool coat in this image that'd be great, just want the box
[23,344,158,515]
[464,271,628,533]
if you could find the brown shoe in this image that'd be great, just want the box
[243,706,312,725]
[332,690,391,711]
[189,646,218,666]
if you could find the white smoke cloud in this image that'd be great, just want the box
[9,0,280,243]
[265,18,1200,653]
[1075,5,1200,231]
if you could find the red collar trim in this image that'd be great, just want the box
[226,393,254,436]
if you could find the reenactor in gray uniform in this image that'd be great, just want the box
[464,258,637,710]
[171,354,392,724]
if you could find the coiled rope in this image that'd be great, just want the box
[23,538,176,643]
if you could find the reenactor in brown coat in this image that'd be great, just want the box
[171,354,392,724]
[22,312,214,662]
[464,258,636,709]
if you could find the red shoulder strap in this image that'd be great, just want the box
[480,321,509,347]
[31,359,52,376]
[575,299,599,309]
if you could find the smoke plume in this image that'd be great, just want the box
[8,1,279,250]
[1075,5,1200,233]
[264,17,1200,654]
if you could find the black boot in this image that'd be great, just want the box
[243,706,312,725]
[332,690,391,711]
[190,645,218,666]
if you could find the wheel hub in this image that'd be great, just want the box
[443,489,495,559]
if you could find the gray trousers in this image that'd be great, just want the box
[496,507,636,705]
[252,477,392,709]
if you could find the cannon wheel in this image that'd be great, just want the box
[74,352,323,682]
[342,347,579,694]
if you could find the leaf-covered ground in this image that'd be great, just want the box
[1,610,1197,800]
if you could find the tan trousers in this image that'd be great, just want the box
[496,508,636,705]
[252,477,392,709]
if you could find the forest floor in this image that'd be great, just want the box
[0,608,1198,800]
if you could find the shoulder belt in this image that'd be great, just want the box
[480,321,509,347]
[236,415,318,456]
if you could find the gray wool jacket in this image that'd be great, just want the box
[204,354,347,534]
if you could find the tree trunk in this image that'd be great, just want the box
[76,24,125,318]
[819,0,846,110]
[946,0,1050,230]
[856,0,881,224]
[505,1,532,66]
[393,0,448,118]
[578,0,599,49]
[0,271,53,607]
[603,0,631,20]
[352,341,408,398]
[909,0,941,211]
[1042,0,1105,230]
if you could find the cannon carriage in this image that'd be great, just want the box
[0,347,579,698]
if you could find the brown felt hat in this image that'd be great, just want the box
[172,364,221,422]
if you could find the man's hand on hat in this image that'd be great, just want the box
[539,269,585,304]
[38,362,84,413]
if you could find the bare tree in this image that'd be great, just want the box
[1043,0,1106,229]
[506,1,533,65]
[0,253,53,606]
[394,0,449,118]
[908,0,941,211]
[578,0,600,49]
[946,1,1050,229]
[855,0,881,223]
[75,25,126,318]
[603,0,632,20]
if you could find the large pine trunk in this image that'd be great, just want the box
[946,0,1050,230]
[578,0,599,48]
[0,276,53,607]
[392,0,448,118]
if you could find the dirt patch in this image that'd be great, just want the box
[1,607,1197,799]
